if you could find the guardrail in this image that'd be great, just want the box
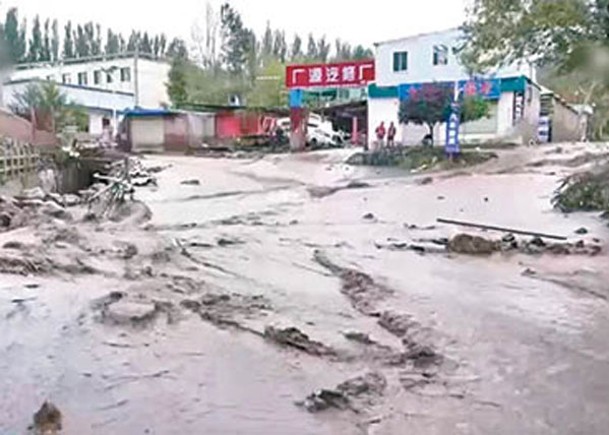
[0,137,40,183]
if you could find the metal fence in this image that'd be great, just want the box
[0,137,40,183]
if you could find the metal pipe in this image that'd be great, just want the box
[437,218,568,241]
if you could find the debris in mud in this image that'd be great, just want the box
[182,292,271,330]
[553,163,609,214]
[447,233,601,257]
[0,253,45,275]
[180,179,201,186]
[31,401,62,434]
[216,236,245,247]
[41,201,72,220]
[103,300,160,326]
[378,311,416,337]
[299,372,387,413]
[307,180,371,199]
[447,234,498,255]
[264,326,336,356]
[416,176,434,186]
[313,250,392,315]
[343,331,409,366]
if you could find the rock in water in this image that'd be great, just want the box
[32,401,62,434]
[447,234,498,255]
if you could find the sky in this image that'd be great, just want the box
[1,0,469,49]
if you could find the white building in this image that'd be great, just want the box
[7,53,170,110]
[2,78,135,135]
[368,28,540,146]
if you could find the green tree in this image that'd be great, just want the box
[127,31,139,52]
[140,32,153,54]
[51,20,59,61]
[166,38,188,60]
[262,21,273,59]
[317,36,330,62]
[167,58,188,107]
[28,16,43,62]
[461,0,591,73]
[105,29,120,55]
[4,8,25,62]
[306,34,317,59]
[9,81,82,133]
[63,21,75,59]
[291,34,302,60]
[272,30,287,62]
[398,84,490,144]
[74,24,89,58]
[91,24,102,56]
[220,2,252,74]
[247,59,285,107]
[353,45,373,60]
[398,84,453,143]
[42,19,51,62]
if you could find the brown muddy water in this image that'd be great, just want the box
[1,146,609,434]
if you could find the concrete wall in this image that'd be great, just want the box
[550,98,582,142]
[375,29,534,88]
[8,57,169,108]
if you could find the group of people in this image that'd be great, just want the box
[375,121,397,148]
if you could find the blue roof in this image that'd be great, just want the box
[122,108,176,117]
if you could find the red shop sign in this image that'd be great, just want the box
[286,60,375,89]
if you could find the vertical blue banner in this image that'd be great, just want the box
[445,106,460,154]
[289,89,303,108]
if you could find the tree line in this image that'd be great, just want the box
[170,2,374,107]
[0,7,187,64]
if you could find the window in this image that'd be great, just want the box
[62,73,71,84]
[120,67,131,82]
[94,70,102,85]
[393,51,408,72]
[433,45,448,66]
[77,72,88,86]
[106,71,114,84]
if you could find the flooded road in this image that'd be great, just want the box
[1,145,609,434]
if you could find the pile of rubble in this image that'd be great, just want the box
[447,233,602,256]
[553,163,609,217]
[0,187,82,232]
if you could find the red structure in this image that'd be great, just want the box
[286,59,376,150]
[286,60,375,89]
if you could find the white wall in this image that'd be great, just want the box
[367,98,400,149]
[375,29,534,87]
[8,57,169,109]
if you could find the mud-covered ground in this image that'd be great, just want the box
[2,143,609,434]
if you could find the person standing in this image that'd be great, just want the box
[387,122,397,147]
[375,122,386,149]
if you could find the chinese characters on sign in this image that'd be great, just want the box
[286,60,375,88]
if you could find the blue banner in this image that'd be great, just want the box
[398,78,501,101]
[289,89,304,108]
[445,107,460,154]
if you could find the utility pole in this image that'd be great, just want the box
[134,46,140,107]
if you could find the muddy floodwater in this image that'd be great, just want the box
[1,144,609,434]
